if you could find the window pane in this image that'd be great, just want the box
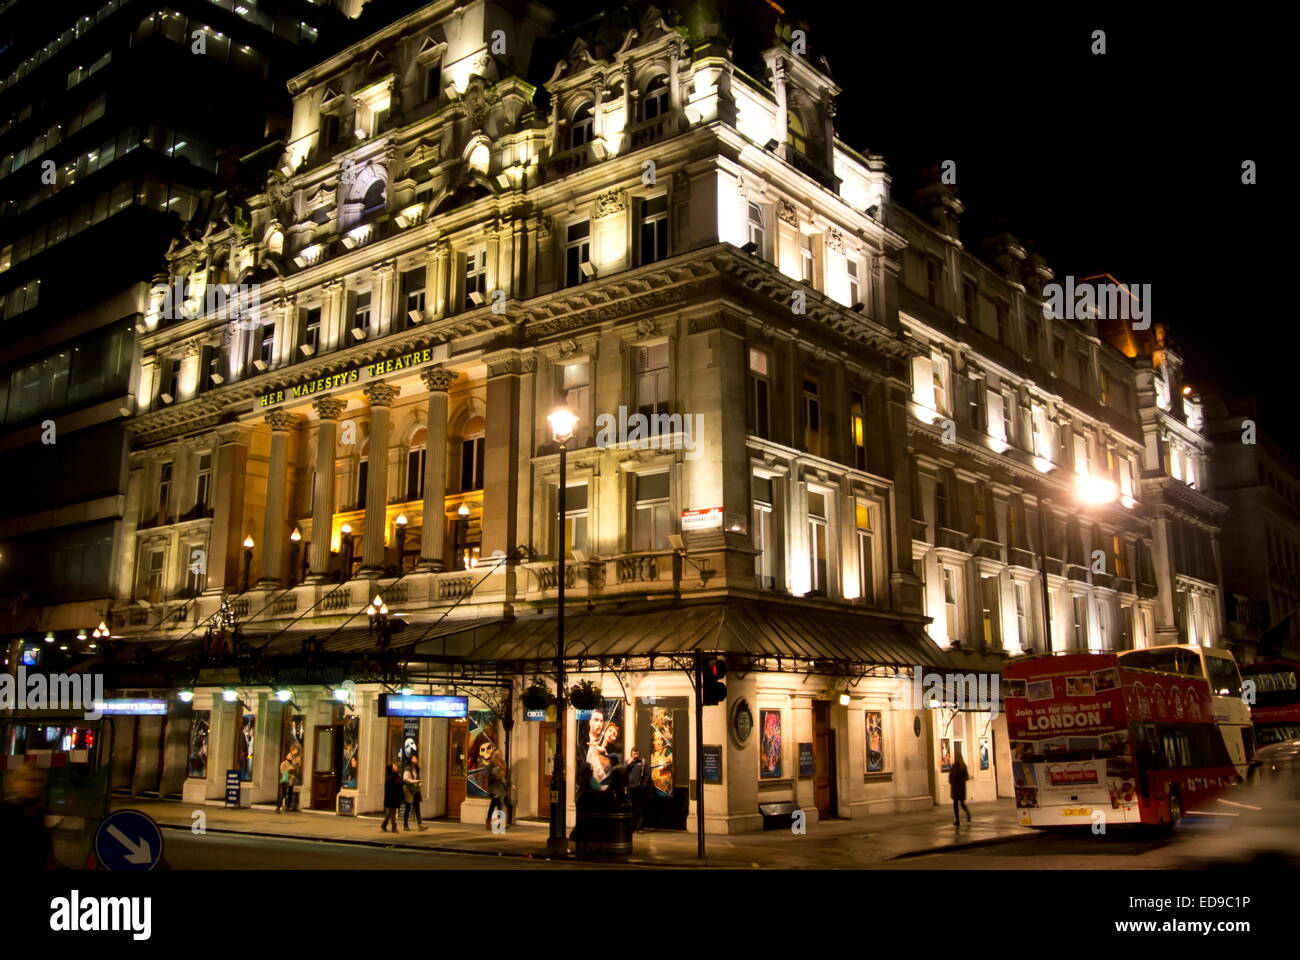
[636,472,669,502]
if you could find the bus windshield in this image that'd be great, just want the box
[1206,655,1243,698]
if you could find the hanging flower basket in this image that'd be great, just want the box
[568,679,602,711]
[521,680,552,712]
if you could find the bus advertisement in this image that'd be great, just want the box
[1006,651,1240,827]
[1241,659,1300,745]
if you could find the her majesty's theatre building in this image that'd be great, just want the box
[55,2,1166,832]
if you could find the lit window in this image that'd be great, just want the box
[565,221,591,287]
[803,378,820,454]
[807,491,828,595]
[158,461,173,516]
[562,361,590,419]
[635,342,669,418]
[856,503,874,604]
[557,482,588,557]
[353,291,372,332]
[641,77,669,120]
[847,258,861,306]
[747,203,765,258]
[800,233,815,284]
[464,250,487,308]
[407,428,427,500]
[195,453,212,511]
[569,102,593,149]
[753,474,775,590]
[633,472,671,551]
[749,348,770,439]
[638,195,668,266]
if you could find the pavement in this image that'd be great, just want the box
[112,797,1036,868]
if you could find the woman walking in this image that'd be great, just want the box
[949,746,972,826]
[402,755,427,831]
[381,762,402,832]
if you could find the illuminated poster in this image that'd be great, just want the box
[865,710,885,772]
[188,711,210,779]
[576,699,624,793]
[341,715,360,790]
[466,710,501,798]
[940,737,952,772]
[237,713,256,782]
[979,737,990,771]
[759,709,782,779]
[649,705,675,796]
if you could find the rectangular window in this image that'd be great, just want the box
[847,259,861,306]
[464,249,487,308]
[981,575,1001,648]
[926,259,941,304]
[558,482,588,558]
[1015,581,1030,648]
[807,491,828,595]
[565,221,591,287]
[633,472,671,551]
[195,453,212,511]
[748,348,770,439]
[184,545,205,596]
[407,446,425,501]
[303,307,321,352]
[943,566,960,640]
[1002,391,1016,446]
[1120,606,1135,651]
[635,342,669,418]
[935,475,950,529]
[638,195,668,266]
[753,475,775,589]
[144,548,164,601]
[353,290,372,332]
[856,503,874,604]
[967,374,984,430]
[747,203,765,259]
[562,360,590,416]
[1026,318,1041,362]
[803,378,821,455]
[962,280,977,322]
[158,461,173,516]
[1072,595,1089,649]
[461,436,485,491]
[931,354,950,415]
[850,390,866,469]
[1096,599,1111,650]
[1052,337,1065,376]
[424,64,442,101]
[800,234,815,285]
[402,267,426,316]
[259,321,275,365]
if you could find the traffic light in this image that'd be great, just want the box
[703,658,727,705]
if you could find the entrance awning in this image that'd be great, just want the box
[243,615,508,657]
[449,601,951,672]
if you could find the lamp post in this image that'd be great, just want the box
[455,503,470,571]
[546,405,579,857]
[367,594,391,648]
[395,514,408,573]
[242,535,255,593]
[289,528,302,585]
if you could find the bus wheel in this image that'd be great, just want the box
[1167,790,1182,828]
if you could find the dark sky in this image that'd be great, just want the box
[790,4,1284,451]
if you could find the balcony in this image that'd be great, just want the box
[624,113,678,151]
[1008,547,1037,570]
[911,518,930,543]
[541,142,596,182]
[1066,564,1090,584]
[936,527,969,552]
[971,539,1003,561]
[783,145,840,192]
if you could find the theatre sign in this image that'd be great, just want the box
[256,346,443,407]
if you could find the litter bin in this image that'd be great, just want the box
[573,790,633,861]
[759,801,798,831]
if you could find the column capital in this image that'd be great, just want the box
[322,277,345,292]
[312,397,348,421]
[420,366,458,393]
[364,382,401,407]
[215,422,254,446]
[374,258,397,277]
[265,410,301,432]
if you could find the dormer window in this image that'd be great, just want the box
[786,111,809,156]
[570,102,594,149]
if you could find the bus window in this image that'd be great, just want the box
[1161,728,1192,768]
[1206,656,1243,698]
[1120,648,1203,678]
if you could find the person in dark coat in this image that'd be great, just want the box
[949,746,972,826]
[0,763,54,869]
[625,748,646,832]
[381,762,403,832]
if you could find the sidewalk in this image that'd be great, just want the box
[115,797,1035,868]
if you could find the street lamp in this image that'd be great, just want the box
[455,503,470,571]
[367,593,392,647]
[395,514,408,572]
[340,523,354,578]
[289,528,302,584]
[545,405,578,857]
[242,535,255,592]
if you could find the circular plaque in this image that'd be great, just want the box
[730,698,754,748]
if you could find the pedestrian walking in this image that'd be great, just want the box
[381,762,403,832]
[402,755,427,831]
[949,746,972,826]
[625,747,646,832]
[276,750,294,813]
[287,744,302,811]
[486,762,507,831]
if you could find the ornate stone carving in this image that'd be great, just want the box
[558,339,580,358]
[265,410,301,432]
[420,367,457,392]
[636,316,660,338]
[825,227,844,253]
[313,397,348,420]
[363,383,401,407]
[778,200,798,226]
[595,190,626,219]
[486,355,520,378]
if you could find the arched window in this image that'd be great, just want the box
[641,76,669,120]
[569,102,594,149]
[785,110,808,156]
[406,427,427,501]
[360,179,386,218]
[460,415,486,491]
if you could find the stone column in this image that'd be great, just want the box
[308,398,347,581]
[418,367,457,571]
[321,279,345,353]
[361,382,400,572]
[430,241,450,320]
[483,354,522,561]
[374,259,396,337]
[257,410,300,586]
[207,423,253,593]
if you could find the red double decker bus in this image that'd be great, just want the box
[1006,651,1240,827]
[1241,659,1300,745]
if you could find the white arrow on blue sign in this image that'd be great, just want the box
[94,809,164,871]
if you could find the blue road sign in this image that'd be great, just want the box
[94,809,163,871]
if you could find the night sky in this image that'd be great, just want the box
[790,5,1282,451]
